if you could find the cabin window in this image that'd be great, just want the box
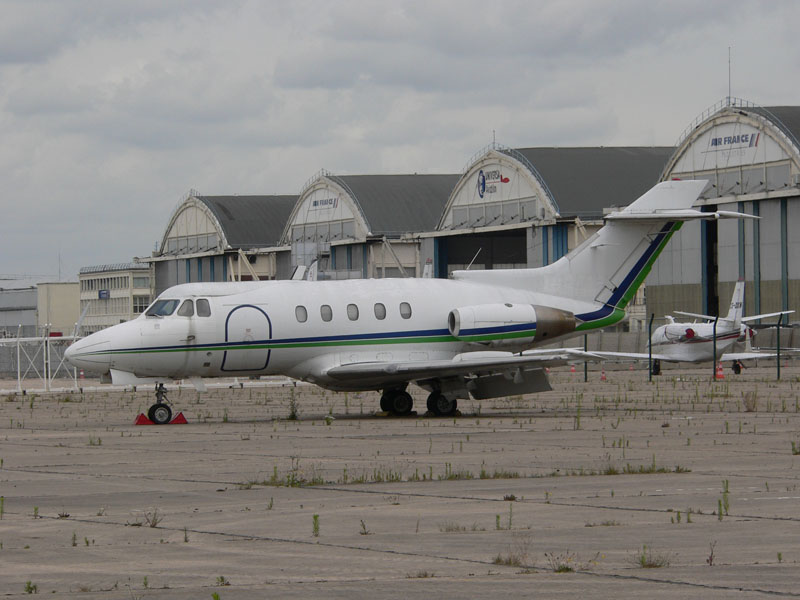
[320,305,333,322]
[399,302,412,319]
[145,299,179,317]
[196,298,211,317]
[177,300,194,317]
[374,303,386,320]
[295,305,308,323]
[347,303,359,321]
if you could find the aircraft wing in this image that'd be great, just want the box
[573,350,674,362]
[720,351,784,361]
[580,349,782,363]
[325,348,600,390]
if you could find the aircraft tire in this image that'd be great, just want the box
[651,359,661,376]
[148,403,172,425]
[732,361,742,375]
[379,395,391,412]
[391,391,413,416]
[426,395,437,414]
[428,392,456,416]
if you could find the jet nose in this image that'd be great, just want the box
[65,332,111,373]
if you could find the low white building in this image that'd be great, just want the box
[37,282,79,337]
[79,264,153,334]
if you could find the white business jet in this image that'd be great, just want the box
[65,180,750,423]
[589,280,792,374]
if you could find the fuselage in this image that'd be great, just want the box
[650,320,749,362]
[66,277,610,390]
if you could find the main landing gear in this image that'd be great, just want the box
[651,359,661,376]
[147,383,173,425]
[378,387,458,417]
[379,387,414,416]
[426,391,457,417]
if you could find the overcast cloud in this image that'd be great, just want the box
[1,0,798,284]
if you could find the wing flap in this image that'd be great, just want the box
[325,349,595,388]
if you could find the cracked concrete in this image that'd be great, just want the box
[0,365,799,598]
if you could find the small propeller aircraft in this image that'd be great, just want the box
[590,280,793,374]
[65,180,754,422]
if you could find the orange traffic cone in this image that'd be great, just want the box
[715,362,725,380]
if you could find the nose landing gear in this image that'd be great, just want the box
[147,383,173,425]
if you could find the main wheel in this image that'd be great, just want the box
[732,361,742,375]
[379,395,392,412]
[426,395,437,413]
[428,392,457,416]
[148,402,172,425]
[651,359,661,376]
[391,391,413,416]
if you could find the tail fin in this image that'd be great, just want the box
[723,280,745,327]
[453,180,753,330]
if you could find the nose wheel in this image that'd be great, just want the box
[147,383,173,425]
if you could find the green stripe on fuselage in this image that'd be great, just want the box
[575,221,683,333]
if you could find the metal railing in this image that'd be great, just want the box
[672,97,800,155]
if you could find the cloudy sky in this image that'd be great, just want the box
[1,0,798,285]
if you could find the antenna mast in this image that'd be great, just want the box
[727,46,731,105]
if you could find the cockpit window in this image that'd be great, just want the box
[145,299,180,317]
[196,299,211,317]
[177,300,194,317]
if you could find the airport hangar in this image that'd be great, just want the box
[141,148,670,332]
[128,98,798,337]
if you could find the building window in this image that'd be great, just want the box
[133,295,150,314]
[320,305,333,322]
[374,303,386,320]
[295,306,308,323]
[347,303,359,321]
[399,302,412,319]
[133,276,150,289]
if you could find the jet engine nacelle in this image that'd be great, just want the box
[448,303,576,348]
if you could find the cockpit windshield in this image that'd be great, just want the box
[145,299,180,317]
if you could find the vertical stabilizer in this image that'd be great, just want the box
[723,280,745,327]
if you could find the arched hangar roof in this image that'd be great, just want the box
[283,173,459,243]
[663,100,800,184]
[160,194,297,255]
[328,174,460,235]
[196,195,297,248]
[513,147,674,218]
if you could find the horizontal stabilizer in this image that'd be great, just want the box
[741,310,794,323]
[673,310,717,321]
[605,209,757,222]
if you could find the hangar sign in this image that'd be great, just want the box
[673,123,786,172]
[477,169,510,198]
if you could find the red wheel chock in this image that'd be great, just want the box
[134,412,188,425]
